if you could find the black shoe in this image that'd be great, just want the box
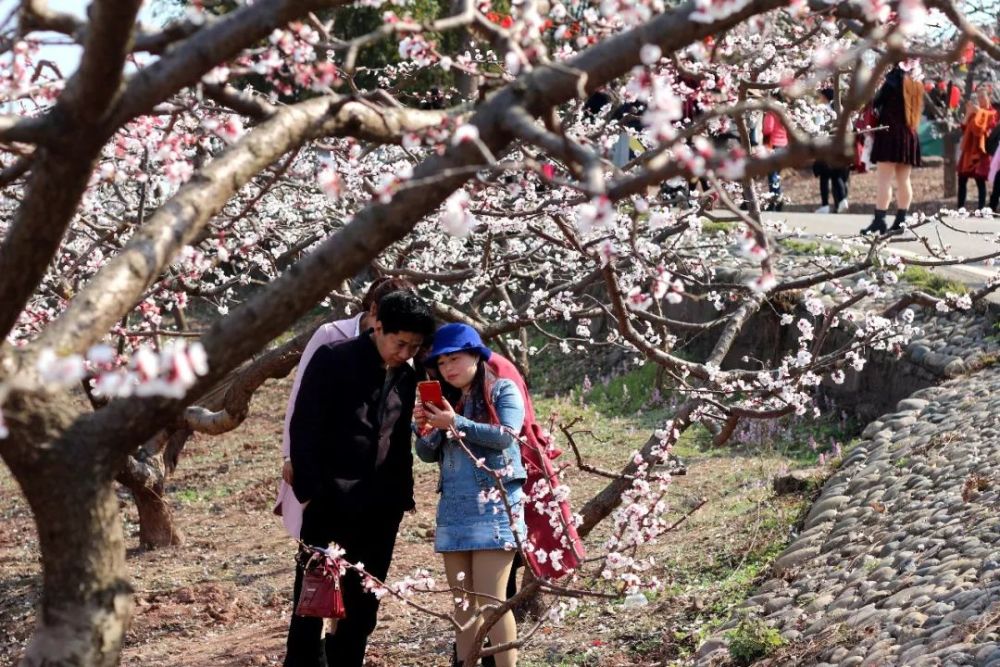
[861,210,888,235]
[888,209,908,234]
[860,219,887,235]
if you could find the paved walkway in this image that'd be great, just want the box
[762,212,1000,298]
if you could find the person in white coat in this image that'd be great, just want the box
[272,276,415,538]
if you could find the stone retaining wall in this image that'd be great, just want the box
[692,366,1000,667]
[667,277,1000,422]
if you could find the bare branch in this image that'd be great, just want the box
[504,106,605,195]
[34,95,449,357]
[0,0,144,341]
[201,83,277,121]
[882,291,940,318]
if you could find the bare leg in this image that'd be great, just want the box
[876,161,894,210]
[894,163,913,210]
[472,550,517,667]
[443,552,479,661]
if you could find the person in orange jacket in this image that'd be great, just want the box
[956,85,999,210]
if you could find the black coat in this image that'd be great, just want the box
[289,332,416,519]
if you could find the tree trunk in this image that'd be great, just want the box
[2,393,134,667]
[131,482,182,549]
[450,0,477,100]
[117,432,187,549]
[118,452,183,549]
[21,480,133,667]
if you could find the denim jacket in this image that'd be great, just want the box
[415,378,527,490]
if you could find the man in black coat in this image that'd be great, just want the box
[284,291,435,667]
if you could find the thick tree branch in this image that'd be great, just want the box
[0,114,52,144]
[106,0,352,131]
[49,0,791,464]
[34,95,449,357]
[18,0,80,37]
[0,0,144,342]
[59,0,145,125]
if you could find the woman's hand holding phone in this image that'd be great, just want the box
[424,399,456,431]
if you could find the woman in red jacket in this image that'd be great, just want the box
[762,109,788,211]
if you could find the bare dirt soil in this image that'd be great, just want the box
[0,374,830,667]
[780,162,950,215]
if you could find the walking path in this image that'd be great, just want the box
[763,212,1000,300]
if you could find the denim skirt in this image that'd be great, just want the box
[435,483,526,552]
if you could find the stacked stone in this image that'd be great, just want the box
[904,309,999,379]
[693,370,1000,666]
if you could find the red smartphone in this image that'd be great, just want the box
[416,380,445,436]
[417,380,445,409]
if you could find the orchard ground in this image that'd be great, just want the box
[1,360,858,667]
[0,162,959,666]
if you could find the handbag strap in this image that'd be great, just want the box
[299,543,345,586]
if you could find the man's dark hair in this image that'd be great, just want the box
[361,276,416,312]
[377,291,435,337]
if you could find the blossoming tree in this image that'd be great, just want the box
[2,0,999,664]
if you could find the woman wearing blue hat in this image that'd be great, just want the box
[414,323,527,667]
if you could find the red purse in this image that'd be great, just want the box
[295,553,347,619]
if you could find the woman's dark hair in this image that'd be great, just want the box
[361,276,415,312]
[376,291,435,337]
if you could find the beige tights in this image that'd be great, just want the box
[443,550,517,667]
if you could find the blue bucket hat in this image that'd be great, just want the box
[427,323,492,362]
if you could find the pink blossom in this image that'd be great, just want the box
[451,124,480,146]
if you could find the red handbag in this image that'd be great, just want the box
[295,554,347,619]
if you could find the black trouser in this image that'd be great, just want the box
[990,173,1000,210]
[958,175,987,210]
[506,552,523,600]
[819,169,849,207]
[285,505,403,667]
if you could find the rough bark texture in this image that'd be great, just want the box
[118,444,184,549]
[943,129,959,198]
[2,393,132,667]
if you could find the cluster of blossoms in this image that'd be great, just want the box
[36,341,209,400]
[0,40,62,104]
[936,292,974,313]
